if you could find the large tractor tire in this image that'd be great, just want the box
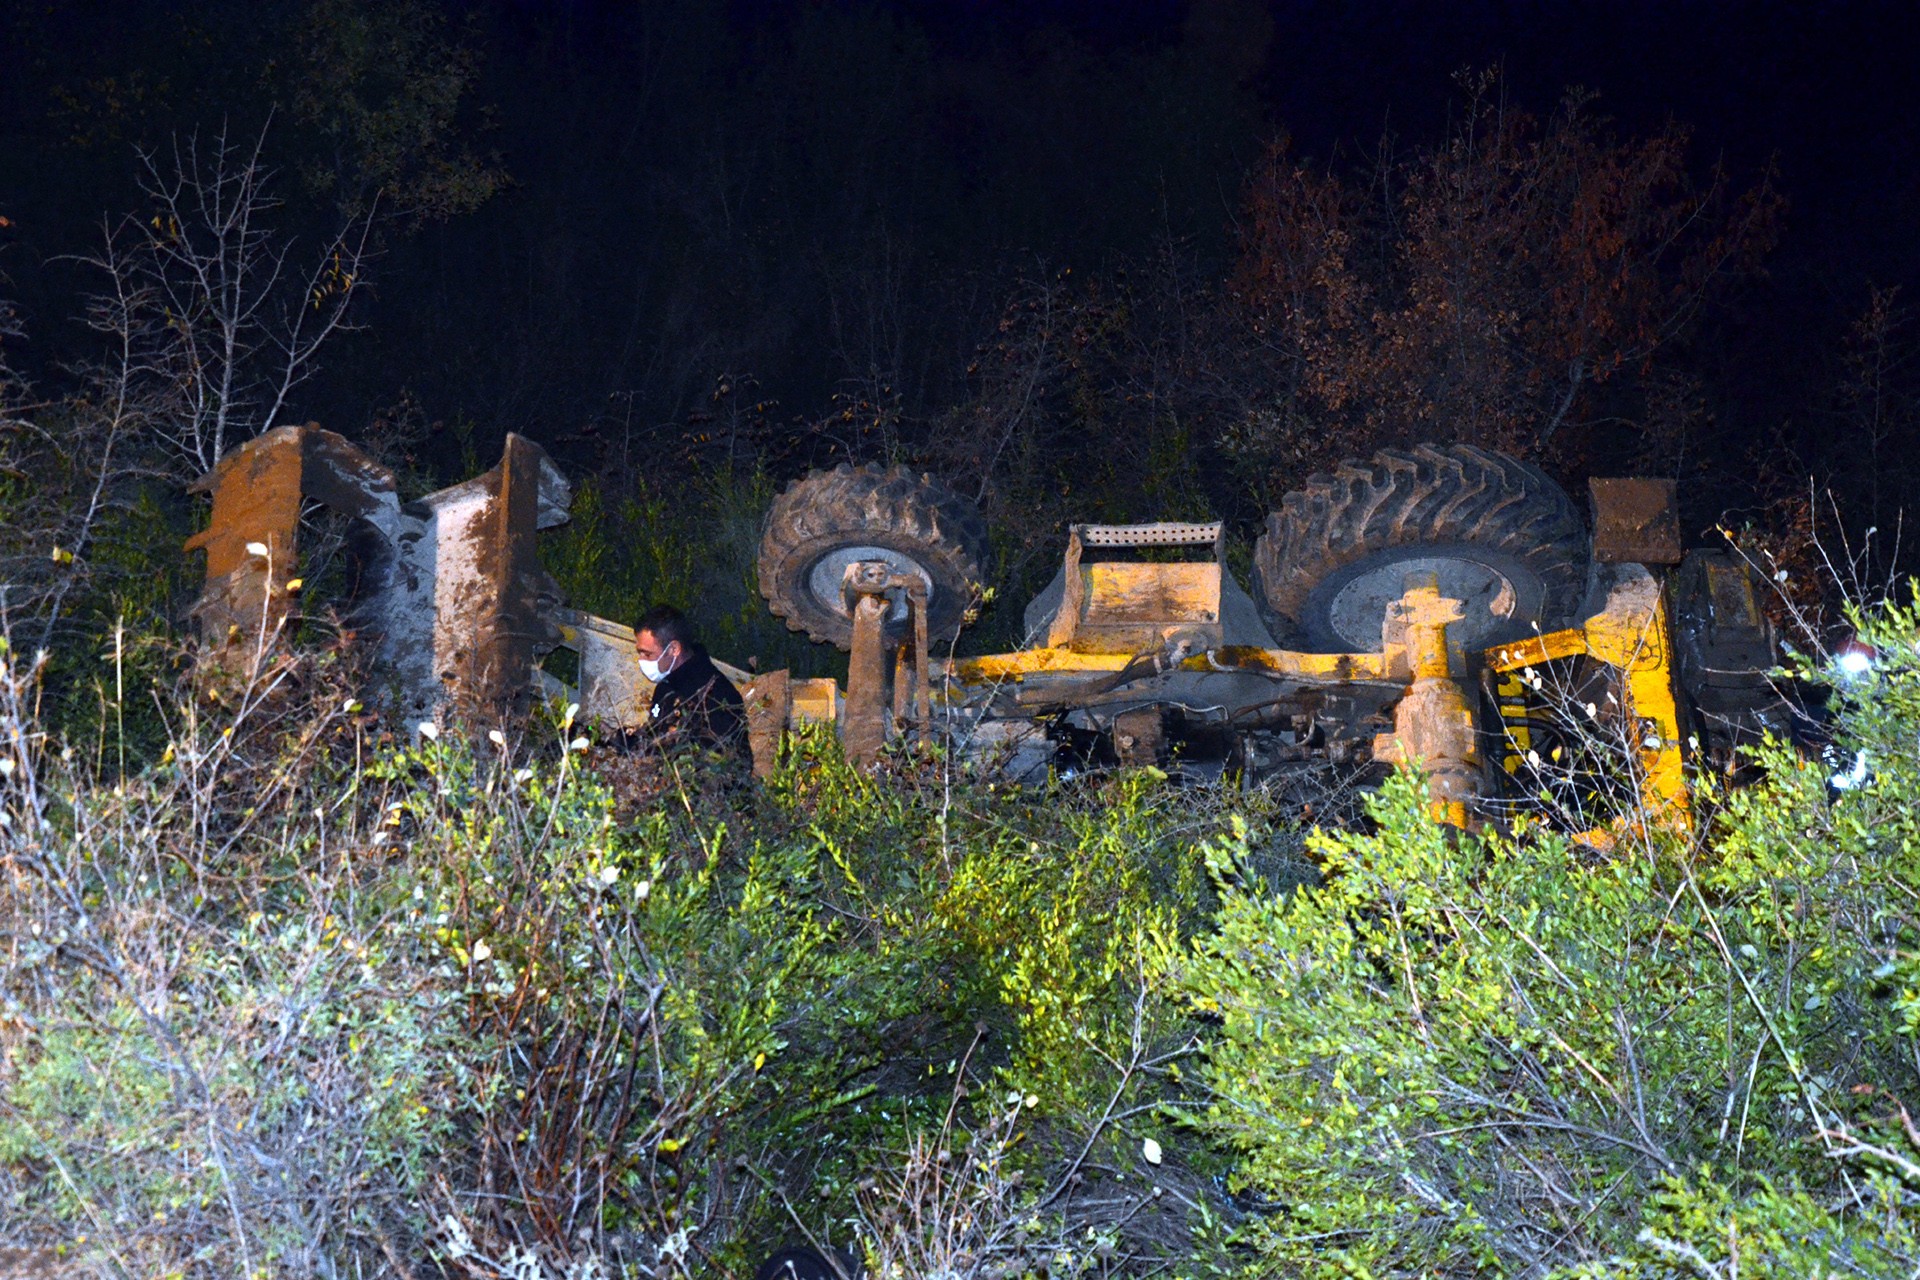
[758,463,990,651]
[1253,443,1589,653]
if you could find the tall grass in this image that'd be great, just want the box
[10,571,1920,1277]
[0,627,1234,1278]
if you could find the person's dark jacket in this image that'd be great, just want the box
[642,645,746,755]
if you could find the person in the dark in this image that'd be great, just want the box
[629,604,746,755]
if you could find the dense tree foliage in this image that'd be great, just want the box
[1227,78,1780,478]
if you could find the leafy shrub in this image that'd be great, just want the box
[16,571,1920,1279]
[1163,597,1920,1276]
[0,642,1228,1277]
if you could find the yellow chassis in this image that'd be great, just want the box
[559,562,1688,847]
[930,563,1688,844]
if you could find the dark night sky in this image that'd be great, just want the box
[5,0,1920,502]
[948,0,1920,349]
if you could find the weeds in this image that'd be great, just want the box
[0,630,1231,1277]
[11,568,1920,1277]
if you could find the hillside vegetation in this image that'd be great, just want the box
[5,592,1920,1279]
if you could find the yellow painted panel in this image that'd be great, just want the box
[939,648,1137,683]
[1081,562,1220,625]
[1072,626,1224,655]
[1617,594,1689,833]
[1485,629,1590,670]
[1585,609,1668,673]
[940,645,1391,685]
[1186,646,1390,680]
[789,677,841,725]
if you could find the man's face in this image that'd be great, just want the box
[635,629,676,669]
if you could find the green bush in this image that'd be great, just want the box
[14,573,1920,1278]
[1162,598,1920,1277]
[0,646,1225,1277]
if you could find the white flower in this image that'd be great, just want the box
[245,541,270,558]
[418,721,440,741]
[570,736,590,752]
[471,941,492,963]
[597,864,620,886]
[657,1228,693,1267]
[513,767,534,785]
[1141,1137,1163,1165]
[635,878,651,902]
[370,831,390,848]
[438,1214,476,1262]
[0,758,14,777]
[488,728,507,748]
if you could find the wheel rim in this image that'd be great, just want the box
[805,544,936,625]
[1325,553,1529,651]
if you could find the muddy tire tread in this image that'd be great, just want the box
[758,463,990,650]
[1252,443,1588,651]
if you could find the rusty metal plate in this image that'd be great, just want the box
[185,423,408,659]
[189,424,573,728]
[398,433,570,725]
[1588,477,1681,565]
[742,669,790,779]
[184,426,309,646]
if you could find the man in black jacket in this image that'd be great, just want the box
[630,604,747,755]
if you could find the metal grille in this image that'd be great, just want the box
[1077,522,1222,547]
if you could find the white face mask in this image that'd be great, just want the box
[638,643,674,684]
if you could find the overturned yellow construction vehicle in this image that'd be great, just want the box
[747,446,1785,838]
[185,428,1782,838]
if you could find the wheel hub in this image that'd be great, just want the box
[1328,555,1522,651]
[808,545,935,624]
